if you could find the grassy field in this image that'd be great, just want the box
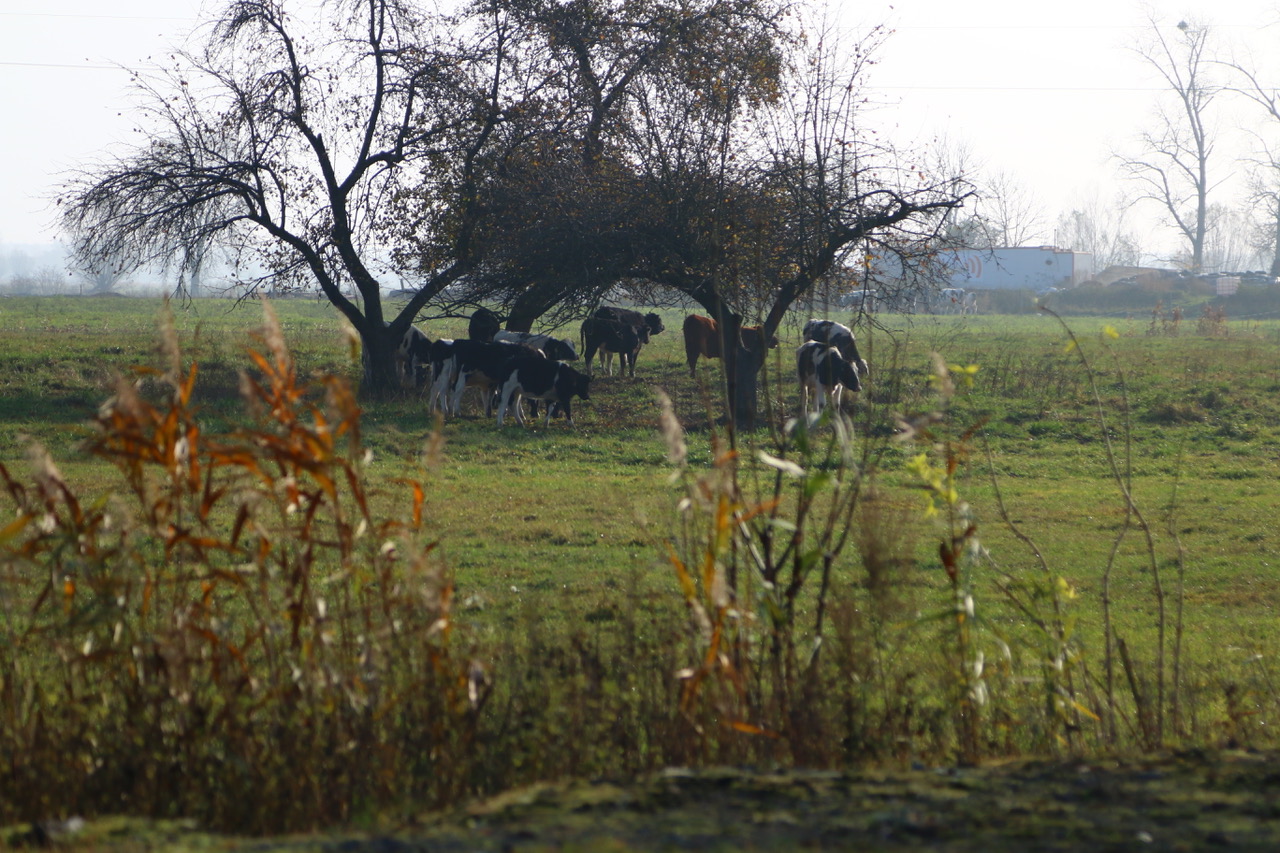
[3,294,1280,833]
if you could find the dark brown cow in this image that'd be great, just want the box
[682,314,779,377]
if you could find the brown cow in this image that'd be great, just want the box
[683,314,779,377]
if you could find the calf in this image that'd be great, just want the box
[802,319,869,377]
[682,314,779,377]
[492,330,578,362]
[581,317,648,377]
[497,357,591,427]
[796,341,862,416]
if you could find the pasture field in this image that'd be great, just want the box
[3,294,1280,835]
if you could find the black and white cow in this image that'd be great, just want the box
[497,356,591,427]
[797,341,862,416]
[937,288,977,315]
[492,330,578,362]
[432,339,541,417]
[427,338,460,413]
[580,317,647,377]
[802,319,869,377]
[388,323,433,389]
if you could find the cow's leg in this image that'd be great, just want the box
[482,381,495,417]
[510,393,525,426]
[428,366,447,414]
[427,362,443,412]
[450,369,470,416]
[497,374,519,427]
[511,391,529,426]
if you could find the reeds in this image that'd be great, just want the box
[0,302,474,831]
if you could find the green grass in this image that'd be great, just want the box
[2,298,1276,627]
[5,295,1280,832]
[4,297,1278,644]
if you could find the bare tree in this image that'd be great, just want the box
[620,15,970,426]
[1053,194,1142,271]
[1245,155,1280,276]
[943,170,1044,251]
[978,170,1045,248]
[1199,202,1265,272]
[1117,16,1221,273]
[1222,61,1280,275]
[58,0,501,393]
[68,242,132,295]
[8,266,70,296]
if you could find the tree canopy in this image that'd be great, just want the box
[60,0,970,419]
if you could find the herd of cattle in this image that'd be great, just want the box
[394,306,870,427]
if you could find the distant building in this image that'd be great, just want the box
[944,246,1094,291]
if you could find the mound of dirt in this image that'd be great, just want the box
[8,750,1280,851]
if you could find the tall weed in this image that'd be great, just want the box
[0,302,474,831]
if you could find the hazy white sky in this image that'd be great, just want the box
[4,0,1280,261]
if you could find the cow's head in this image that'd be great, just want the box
[839,358,863,393]
[741,326,777,353]
[558,365,591,400]
[644,313,665,335]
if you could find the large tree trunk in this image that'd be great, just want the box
[714,309,766,431]
[730,342,765,429]
[359,320,404,396]
[505,280,569,332]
